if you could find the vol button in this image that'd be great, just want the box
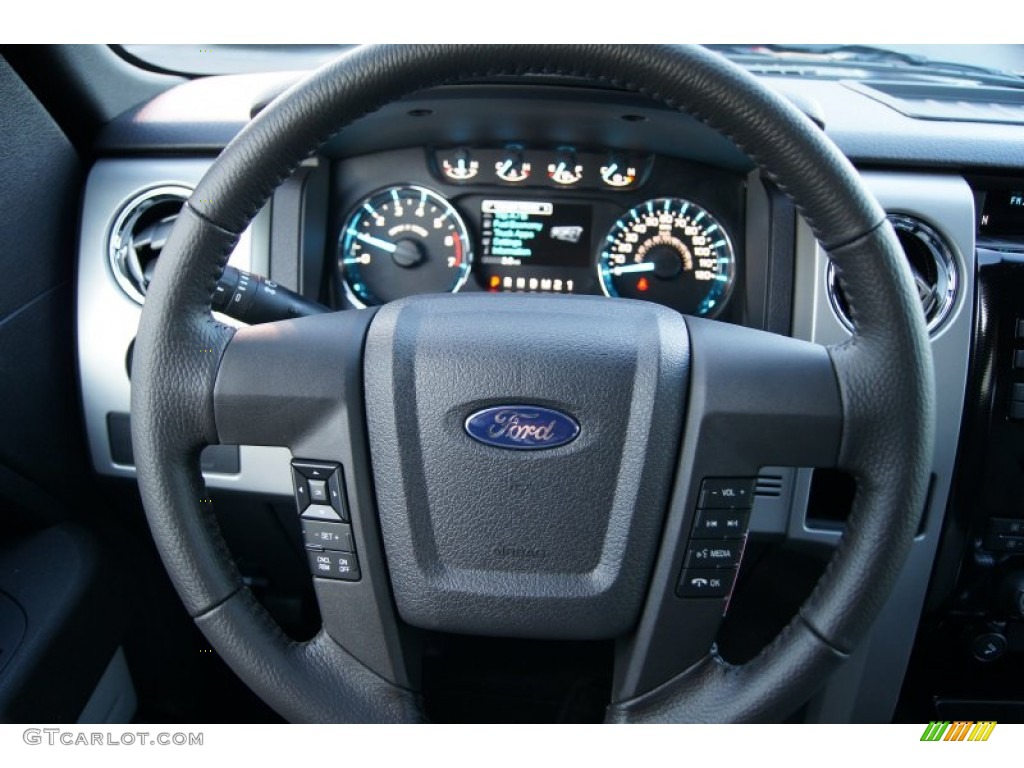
[699,478,755,509]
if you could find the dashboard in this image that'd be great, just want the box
[70,62,1024,723]
[332,147,744,320]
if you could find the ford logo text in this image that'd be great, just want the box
[464,406,580,450]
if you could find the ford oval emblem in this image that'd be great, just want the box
[464,406,580,450]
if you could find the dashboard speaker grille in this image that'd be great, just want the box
[827,214,959,336]
[108,186,191,304]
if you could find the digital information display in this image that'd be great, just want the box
[981,190,1024,236]
[479,200,593,293]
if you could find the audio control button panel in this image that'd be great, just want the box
[677,477,754,603]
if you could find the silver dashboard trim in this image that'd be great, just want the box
[789,171,975,722]
[77,158,289,495]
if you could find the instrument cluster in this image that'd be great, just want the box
[336,146,744,318]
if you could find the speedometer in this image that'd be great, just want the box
[598,198,735,316]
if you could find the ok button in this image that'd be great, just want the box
[684,539,743,568]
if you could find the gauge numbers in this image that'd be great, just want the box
[598,198,735,316]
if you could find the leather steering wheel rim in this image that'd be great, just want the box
[131,44,934,723]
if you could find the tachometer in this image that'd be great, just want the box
[339,185,472,307]
[598,198,735,316]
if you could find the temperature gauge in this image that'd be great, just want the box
[440,148,479,181]
[495,148,531,183]
[600,155,638,188]
[547,149,583,186]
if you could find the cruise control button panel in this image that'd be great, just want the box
[307,550,361,581]
[293,459,360,581]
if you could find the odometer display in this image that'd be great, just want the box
[340,185,472,307]
[598,198,735,316]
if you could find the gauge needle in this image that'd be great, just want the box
[611,262,656,275]
[351,231,397,253]
[499,160,513,175]
[603,163,618,180]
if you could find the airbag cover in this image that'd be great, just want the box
[364,294,688,638]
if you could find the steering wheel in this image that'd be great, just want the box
[131,44,934,723]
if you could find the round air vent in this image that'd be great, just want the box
[827,214,959,335]
[108,186,192,304]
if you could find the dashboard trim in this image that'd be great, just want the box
[77,158,290,495]
[791,171,975,722]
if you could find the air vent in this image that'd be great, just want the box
[827,214,959,336]
[755,474,784,498]
[108,186,191,304]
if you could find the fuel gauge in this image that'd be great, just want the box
[547,149,583,186]
[495,148,531,183]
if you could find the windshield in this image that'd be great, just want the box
[118,44,355,75]
[118,44,1024,81]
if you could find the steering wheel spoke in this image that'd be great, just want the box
[610,317,842,706]
[682,317,844,472]
[211,309,422,694]
[213,311,375,451]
